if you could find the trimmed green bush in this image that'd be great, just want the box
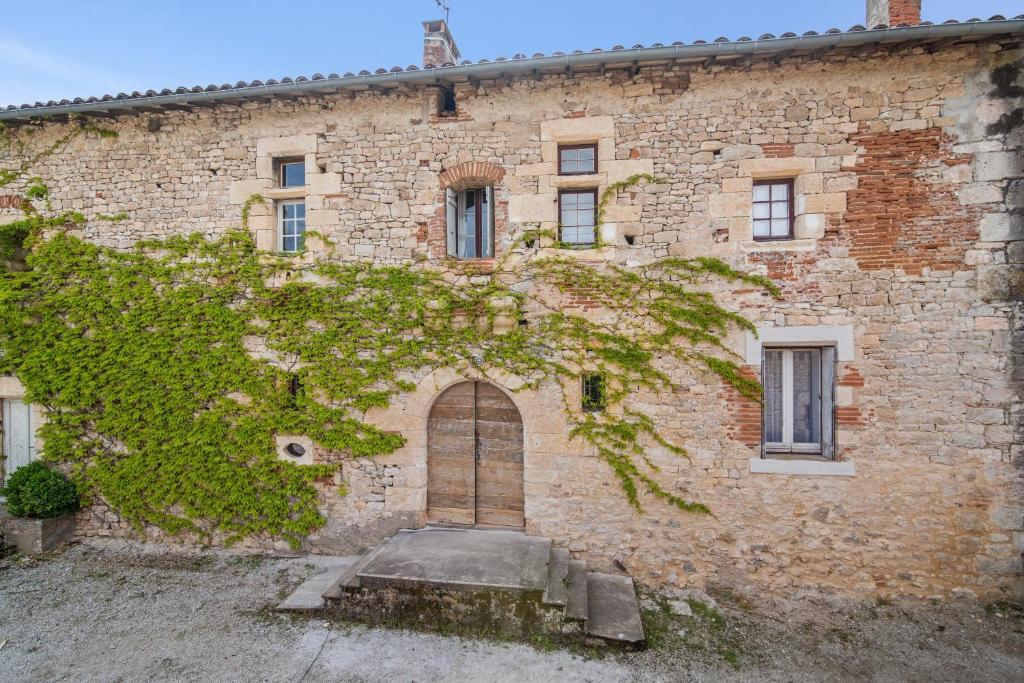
[1,461,79,518]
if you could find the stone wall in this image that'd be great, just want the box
[1,37,1021,599]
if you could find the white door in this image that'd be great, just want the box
[3,399,35,485]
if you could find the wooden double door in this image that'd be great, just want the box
[427,381,524,527]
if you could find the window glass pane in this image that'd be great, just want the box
[281,162,305,188]
[753,184,771,202]
[579,146,595,160]
[460,190,477,258]
[771,218,790,236]
[771,182,788,200]
[771,201,788,218]
[763,350,784,443]
[577,192,595,208]
[791,349,821,444]
[753,219,771,237]
[280,202,305,252]
[752,203,771,219]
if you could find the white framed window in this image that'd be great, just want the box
[278,200,306,253]
[558,189,597,247]
[445,187,494,259]
[762,346,835,458]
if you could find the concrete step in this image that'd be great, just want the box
[564,559,589,621]
[322,541,390,599]
[277,556,356,611]
[542,547,570,607]
[353,527,552,592]
[584,572,645,646]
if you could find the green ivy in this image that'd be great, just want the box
[0,122,778,546]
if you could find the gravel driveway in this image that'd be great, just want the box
[1,540,1021,682]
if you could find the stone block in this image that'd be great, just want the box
[739,157,816,178]
[508,193,557,222]
[976,152,1023,182]
[708,192,750,218]
[308,172,341,195]
[229,179,271,204]
[2,514,76,555]
[540,116,614,142]
[256,134,318,158]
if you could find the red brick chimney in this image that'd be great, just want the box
[867,0,922,27]
[422,19,461,68]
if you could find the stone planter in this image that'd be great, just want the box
[2,513,76,554]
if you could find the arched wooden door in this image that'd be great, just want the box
[427,381,524,527]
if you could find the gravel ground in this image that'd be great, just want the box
[0,540,1021,682]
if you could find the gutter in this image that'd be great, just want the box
[1,19,1021,122]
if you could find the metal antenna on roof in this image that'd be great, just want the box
[435,0,450,24]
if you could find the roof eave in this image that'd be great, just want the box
[1,19,1021,123]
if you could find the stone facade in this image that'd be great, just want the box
[1,24,1021,600]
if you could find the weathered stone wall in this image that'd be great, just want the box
[1,38,1021,599]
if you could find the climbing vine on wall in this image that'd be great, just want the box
[0,122,778,547]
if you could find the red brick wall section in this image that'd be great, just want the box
[722,366,762,449]
[438,161,506,191]
[761,143,796,158]
[841,126,981,275]
[888,0,922,26]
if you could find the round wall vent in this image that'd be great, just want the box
[285,442,306,458]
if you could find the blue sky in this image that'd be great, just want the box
[1,1,1018,106]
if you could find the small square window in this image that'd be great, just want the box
[278,200,306,253]
[582,374,606,412]
[559,189,597,247]
[278,159,305,188]
[558,144,598,175]
[752,179,794,240]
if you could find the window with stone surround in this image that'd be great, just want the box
[446,187,493,259]
[558,189,597,247]
[581,374,606,412]
[762,346,835,458]
[278,200,306,253]
[558,143,598,175]
[752,179,794,241]
[276,158,305,188]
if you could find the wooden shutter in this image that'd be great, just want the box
[821,346,836,460]
[445,188,458,257]
[483,186,494,258]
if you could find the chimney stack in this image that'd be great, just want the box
[866,0,922,28]
[422,20,461,68]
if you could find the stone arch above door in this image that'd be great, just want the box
[427,380,524,527]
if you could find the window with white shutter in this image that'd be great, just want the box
[446,187,494,259]
[761,346,835,458]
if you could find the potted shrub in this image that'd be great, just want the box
[1,461,80,554]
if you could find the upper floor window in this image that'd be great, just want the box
[762,346,835,458]
[559,189,597,247]
[279,200,306,253]
[278,159,305,188]
[581,374,606,412]
[445,187,493,259]
[752,179,794,241]
[558,144,597,175]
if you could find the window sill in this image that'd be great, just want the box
[740,238,817,253]
[748,458,855,477]
[537,246,615,261]
[264,187,306,201]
